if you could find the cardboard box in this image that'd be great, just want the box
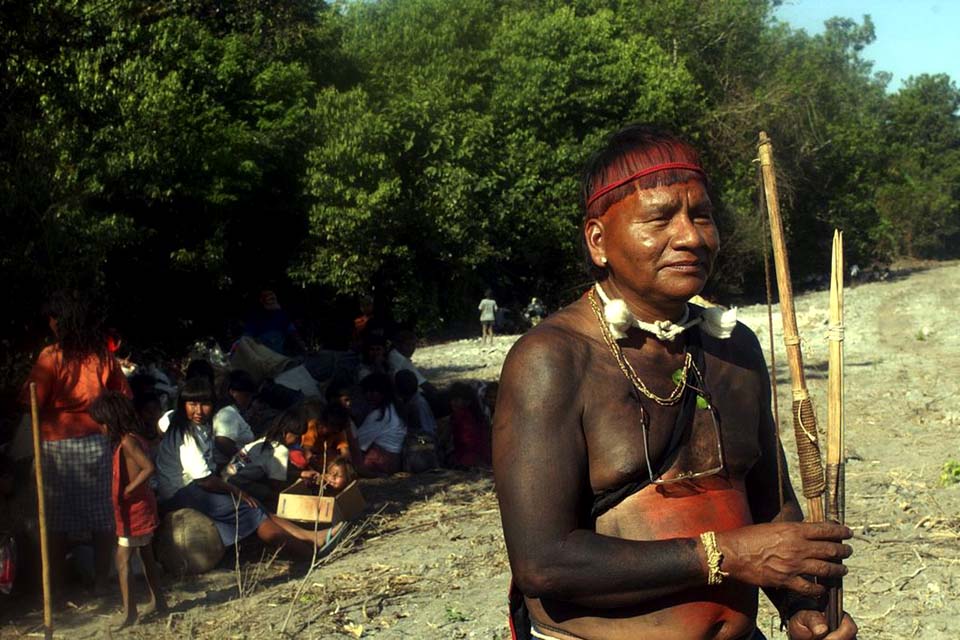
[276,479,366,524]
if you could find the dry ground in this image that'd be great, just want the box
[3,261,959,639]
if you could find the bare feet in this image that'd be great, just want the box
[111,611,138,631]
[140,596,167,618]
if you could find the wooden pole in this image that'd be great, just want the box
[757,132,825,523]
[29,383,54,640]
[826,230,846,630]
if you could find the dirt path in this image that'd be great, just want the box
[3,262,959,639]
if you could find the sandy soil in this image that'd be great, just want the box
[3,261,959,639]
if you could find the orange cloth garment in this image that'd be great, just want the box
[21,345,132,441]
[301,418,351,459]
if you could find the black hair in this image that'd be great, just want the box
[168,377,216,436]
[360,372,395,420]
[325,381,352,403]
[43,290,108,361]
[132,390,162,439]
[185,358,216,384]
[133,390,161,412]
[89,391,147,446]
[320,403,351,432]
[299,397,325,423]
[227,369,257,394]
[128,373,158,396]
[448,382,484,422]
[579,124,708,280]
[394,369,419,399]
[325,456,357,485]
[257,407,307,455]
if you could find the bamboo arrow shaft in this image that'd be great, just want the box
[826,230,846,630]
[758,134,807,387]
[758,131,825,524]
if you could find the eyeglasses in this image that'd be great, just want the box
[640,362,725,485]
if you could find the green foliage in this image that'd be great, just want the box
[2,0,960,359]
[940,460,960,487]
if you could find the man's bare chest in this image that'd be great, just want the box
[580,352,763,494]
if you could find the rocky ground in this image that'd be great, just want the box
[2,261,959,639]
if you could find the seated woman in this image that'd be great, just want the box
[355,373,407,475]
[223,408,305,512]
[154,378,345,556]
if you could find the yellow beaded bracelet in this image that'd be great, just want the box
[700,530,730,586]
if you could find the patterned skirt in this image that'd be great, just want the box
[41,434,113,535]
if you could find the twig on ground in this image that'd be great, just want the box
[231,493,243,598]
[279,450,329,636]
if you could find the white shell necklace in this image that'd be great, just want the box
[594,283,738,342]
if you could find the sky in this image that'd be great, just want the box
[774,0,960,92]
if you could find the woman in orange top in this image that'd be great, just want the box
[20,291,131,594]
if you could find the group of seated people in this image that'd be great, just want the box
[10,289,495,626]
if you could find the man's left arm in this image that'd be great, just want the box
[743,330,858,640]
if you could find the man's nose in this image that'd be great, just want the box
[669,209,705,248]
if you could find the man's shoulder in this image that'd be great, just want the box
[695,310,766,372]
[503,299,595,377]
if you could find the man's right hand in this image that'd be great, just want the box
[716,522,853,597]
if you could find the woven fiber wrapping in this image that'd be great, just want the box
[792,397,825,499]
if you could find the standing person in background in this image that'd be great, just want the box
[478,289,498,346]
[20,290,132,596]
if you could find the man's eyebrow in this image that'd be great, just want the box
[642,194,683,213]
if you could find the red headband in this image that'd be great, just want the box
[586,162,706,210]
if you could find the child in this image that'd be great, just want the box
[447,382,491,468]
[223,408,306,511]
[301,401,360,465]
[355,373,407,475]
[300,456,357,496]
[477,289,498,345]
[132,390,163,449]
[89,391,165,629]
[395,369,437,437]
[212,369,257,468]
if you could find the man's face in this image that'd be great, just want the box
[589,179,718,306]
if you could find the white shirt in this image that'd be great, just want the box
[357,403,407,454]
[388,350,427,386]
[213,405,255,445]
[157,409,173,434]
[406,391,437,436]
[155,423,215,502]
[227,438,290,483]
[478,298,497,322]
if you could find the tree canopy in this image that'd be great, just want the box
[2,0,958,404]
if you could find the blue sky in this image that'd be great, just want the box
[774,1,959,92]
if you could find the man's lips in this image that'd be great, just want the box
[662,260,705,271]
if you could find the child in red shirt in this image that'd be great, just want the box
[448,383,492,468]
[90,391,166,629]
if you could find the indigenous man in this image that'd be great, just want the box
[493,125,858,640]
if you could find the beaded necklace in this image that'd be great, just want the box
[587,287,691,406]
